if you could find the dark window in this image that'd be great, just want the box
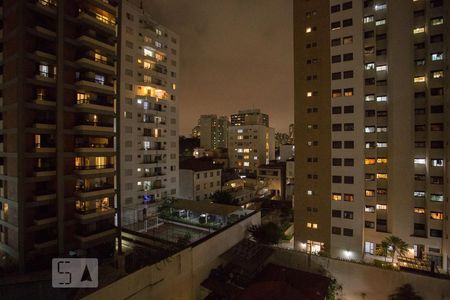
[377,111,387,117]
[376,49,387,56]
[414,42,425,49]
[332,55,341,63]
[414,10,425,17]
[364,31,374,39]
[431,105,444,113]
[331,4,340,13]
[332,106,342,114]
[331,38,341,46]
[331,21,341,30]
[415,92,426,98]
[332,124,342,131]
[332,158,342,166]
[342,1,352,10]
[344,158,354,166]
[342,19,353,27]
[332,176,342,183]
[343,53,353,61]
[344,123,354,131]
[343,228,353,236]
[365,221,375,228]
[364,1,374,8]
[431,34,444,43]
[365,78,375,85]
[332,210,342,218]
[332,227,341,235]
[344,176,354,184]
[332,72,342,80]
[376,34,387,41]
[343,70,354,79]
[414,223,425,230]
[366,110,375,117]
[430,229,443,237]
[431,0,443,8]
[430,88,444,96]
[431,141,444,148]
[344,141,354,149]
[332,141,342,149]
[344,106,354,114]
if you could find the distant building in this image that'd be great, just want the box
[279,144,295,161]
[231,109,269,127]
[179,136,200,159]
[198,115,229,150]
[257,161,286,200]
[179,158,222,201]
[192,125,201,138]
[228,109,275,176]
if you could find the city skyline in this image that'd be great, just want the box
[140,0,294,135]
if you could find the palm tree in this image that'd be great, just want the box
[375,240,390,262]
[385,236,409,262]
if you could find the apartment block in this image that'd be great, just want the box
[179,158,222,201]
[120,1,179,225]
[257,161,286,200]
[198,114,228,150]
[228,109,275,176]
[0,0,119,272]
[294,0,450,272]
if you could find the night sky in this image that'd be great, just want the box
[139,0,294,135]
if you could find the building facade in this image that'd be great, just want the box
[0,0,120,271]
[120,1,179,225]
[228,110,275,176]
[294,0,450,272]
[179,158,222,201]
[257,162,286,201]
[198,114,228,150]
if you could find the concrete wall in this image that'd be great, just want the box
[270,248,450,300]
[83,211,261,300]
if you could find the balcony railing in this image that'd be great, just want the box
[75,142,112,149]
[35,70,56,79]
[37,0,57,7]
[76,224,116,238]
[76,183,114,193]
[75,121,113,127]
[76,75,114,87]
[79,9,116,26]
[75,164,113,171]
[76,98,114,108]
[81,52,114,67]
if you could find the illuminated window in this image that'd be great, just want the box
[377,127,387,133]
[413,27,425,34]
[243,162,250,167]
[431,17,444,26]
[377,158,388,164]
[172,83,177,90]
[430,211,444,220]
[414,158,426,164]
[306,27,312,33]
[365,94,375,102]
[430,194,444,202]
[376,65,387,71]
[414,207,425,214]
[365,63,375,70]
[344,194,354,202]
[94,52,107,64]
[376,95,388,102]
[431,159,444,167]
[143,48,153,57]
[376,204,387,210]
[431,53,443,61]
[307,92,313,97]
[375,4,387,10]
[414,76,426,83]
[365,158,376,165]
[365,206,375,213]
[431,70,444,78]
[377,142,387,148]
[363,16,374,23]
[307,190,313,196]
[307,223,318,229]
[375,19,386,26]
[156,28,163,36]
[343,88,353,97]
[376,173,388,179]
[365,127,375,133]
[414,191,425,197]
[143,61,152,69]
[332,193,342,201]
[365,190,375,197]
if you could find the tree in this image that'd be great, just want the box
[385,236,409,262]
[389,284,422,300]
[375,240,390,262]
[248,222,284,244]
[212,190,237,205]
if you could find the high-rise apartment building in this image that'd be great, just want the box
[228,109,275,176]
[120,1,179,226]
[198,114,228,150]
[294,0,450,273]
[230,109,269,127]
[0,0,119,272]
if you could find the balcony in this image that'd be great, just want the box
[75,227,117,247]
[77,35,115,54]
[75,184,115,199]
[34,50,56,62]
[33,192,56,202]
[74,164,114,176]
[142,185,165,192]
[87,0,117,14]
[34,120,56,130]
[76,55,115,75]
[75,77,114,95]
[142,172,165,179]
[78,10,116,34]
[34,70,56,83]
[75,99,114,114]
[34,167,56,177]
[34,97,56,107]
[33,25,56,40]
[74,121,114,134]
[76,207,115,223]
[34,239,57,250]
[74,143,114,154]
[35,0,57,11]
[34,215,57,226]
[34,143,56,153]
